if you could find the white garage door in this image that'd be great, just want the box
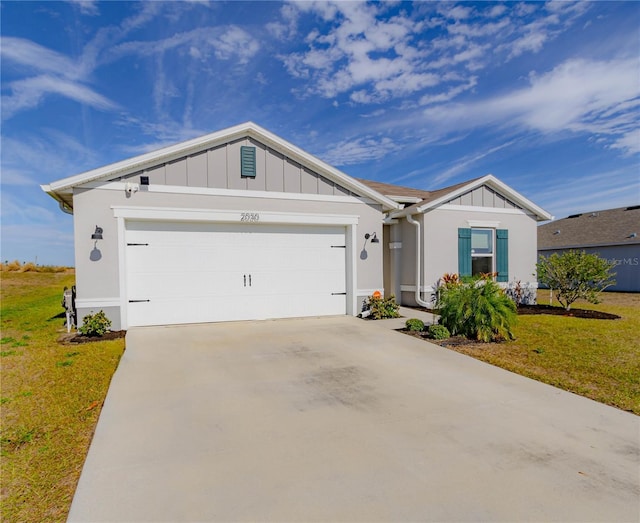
[125,221,347,327]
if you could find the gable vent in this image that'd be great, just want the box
[240,146,256,178]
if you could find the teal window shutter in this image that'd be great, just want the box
[496,229,509,282]
[458,228,472,276]
[240,146,256,177]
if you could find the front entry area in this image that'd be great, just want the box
[124,220,347,327]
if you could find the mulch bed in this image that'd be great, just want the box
[399,303,620,348]
[404,304,620,320]
[58,330,127,344]
[398,329,496,349]
[516,304,620,320]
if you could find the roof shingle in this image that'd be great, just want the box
[538,207,640,249]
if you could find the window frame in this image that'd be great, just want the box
[471,228,495,276]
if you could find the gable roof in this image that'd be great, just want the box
[360,174,552,221]
[42,122,400,212]
[538,206,640,250]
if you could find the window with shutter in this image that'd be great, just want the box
[240,146,256,178]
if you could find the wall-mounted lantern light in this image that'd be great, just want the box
[91,226,103,240]
[365,232,379,243]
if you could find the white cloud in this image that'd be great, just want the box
[280,2,431,102]
[0,36,119,120]
[419,76,477,106]
[115,117,208,155]
[267,3,299,40]
[531,169,640,217]
[108,25,259,64]
[322,135,400,166]
[276,0,597,109]
[212,26,260,64]
[609,129,640,155]
[1,132,101,183]
[432,140,517,186]
[0,169,37,186]
[422,58,640,155]
[2,75,118,120]
[1,37,80,77]
[65,0,99,16]
[486,5,507,18]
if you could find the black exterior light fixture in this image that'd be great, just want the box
[365,232,379,243]
[91,226,104,240]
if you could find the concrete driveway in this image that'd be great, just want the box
[69,316,639,522]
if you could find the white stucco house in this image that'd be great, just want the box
[42,122,552,330]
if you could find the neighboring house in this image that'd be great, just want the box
[538,207,640,292]
[42,122,552,329]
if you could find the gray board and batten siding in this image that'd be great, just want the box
[117,138,356,198]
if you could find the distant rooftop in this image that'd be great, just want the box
[538,206,640,250]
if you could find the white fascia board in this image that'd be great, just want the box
[45,121,400,212]
[440,205,525,216]
[386,195,423,204]
[111,206,360,226]
[82,181,376,205]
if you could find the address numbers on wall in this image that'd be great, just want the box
[240,212,260,222]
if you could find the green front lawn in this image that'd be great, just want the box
[1,271,125,522]
[443,290,640,415]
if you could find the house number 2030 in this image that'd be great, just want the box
[240,212,260,222]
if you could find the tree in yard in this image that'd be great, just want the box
[536,250,616,311]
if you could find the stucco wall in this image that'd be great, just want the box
[423,207,539,285]
[72,186,384,329]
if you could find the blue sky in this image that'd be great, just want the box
[2,1,639,266]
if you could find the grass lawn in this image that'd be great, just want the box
[1,271,125,522]
[442,290,640,415]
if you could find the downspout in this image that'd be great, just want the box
[59,201,73,215]
[406,214,433,308]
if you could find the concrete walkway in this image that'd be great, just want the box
[69,316,639,522]
[374,305,438,330]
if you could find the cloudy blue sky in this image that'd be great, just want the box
[2,1,639,266]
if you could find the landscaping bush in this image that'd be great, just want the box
[405,318,425,332]
[536,250,616,311]
[427,324,450,340]
[367,294,400,319]
[78,311,112,337]
[437,275,517,342]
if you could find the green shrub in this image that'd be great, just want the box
[427,324,450,340]
[537,250,616,311]
[405,318,425,332]
[367,295,400,319]
[78,311,112,337]
[437,276,517,342]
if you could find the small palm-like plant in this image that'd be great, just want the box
[437,275,517,342]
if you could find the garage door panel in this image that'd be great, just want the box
[127,272,241,300]
[125,221,348,327]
